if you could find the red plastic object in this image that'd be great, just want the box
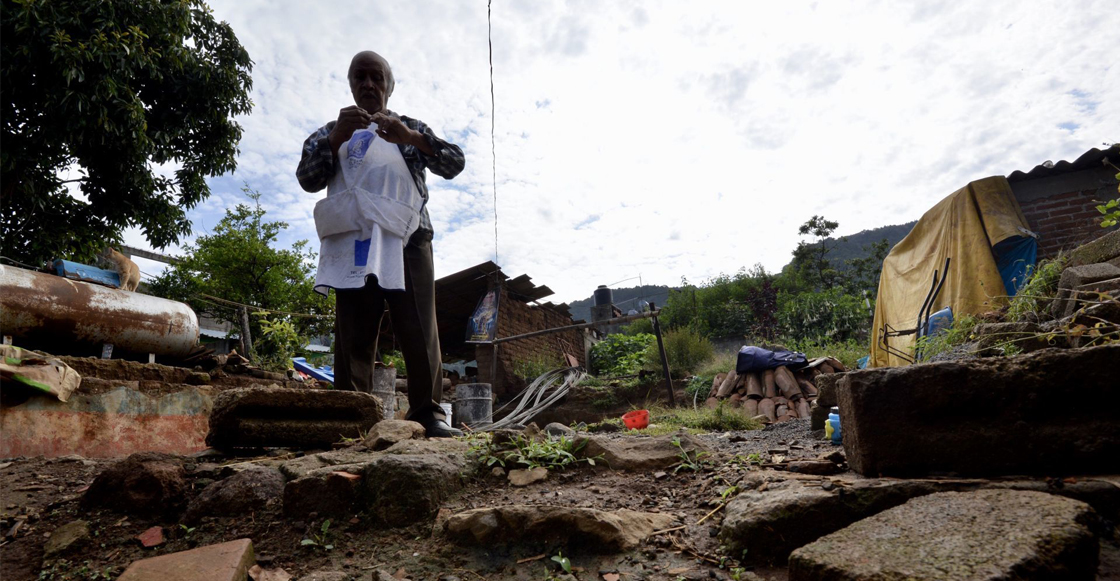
[622,409,650,430]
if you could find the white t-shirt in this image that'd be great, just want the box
[312,128,423,295]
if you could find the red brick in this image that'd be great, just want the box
[118,538,254,581]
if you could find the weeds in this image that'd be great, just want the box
[300,519,333,550]
[671,436,713,474]
[645,402,762,433]
[551,550,572,574]
[912,313,979,362]
[467,433,599,471]
[1007,255,1066,322]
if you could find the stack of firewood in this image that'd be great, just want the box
[705,357,847,423]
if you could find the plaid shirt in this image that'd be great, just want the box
[296,110,465,242]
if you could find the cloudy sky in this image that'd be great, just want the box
[123,0,1119,303]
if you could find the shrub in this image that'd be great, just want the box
[590,333,654,376]
[781,337,869,371]
[621,318,654,336]
[643,328,714,378]
[912,313,980,362]
[511,352,562,382]
[777,288,869,344]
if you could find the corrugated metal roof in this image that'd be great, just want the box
[1007,144,1120,182]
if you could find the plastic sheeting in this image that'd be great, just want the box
[870,176,1033,368]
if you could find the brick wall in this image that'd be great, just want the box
[476,287,586,397]
[1019,189,1115,259]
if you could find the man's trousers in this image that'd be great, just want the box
[333,238,443,423]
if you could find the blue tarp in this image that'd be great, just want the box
[292,357,334,383]
[993,235,1038,297]
[53,260,121,288]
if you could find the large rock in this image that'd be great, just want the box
[362,419,426,450]
[788,490,1099,580]
[837,344,1120,477]
[1051,262,1120,318]
[83,452,187,517]
[359,453,466,527]
[283,468,363,518]
[118,538,255,581]
[812,373,843,408]
[577,433,710,471]
[206,387,383,450]
[719,479,941,564]
[971,321,1055,355]
[446,505,678,551]
[182,466,284,524]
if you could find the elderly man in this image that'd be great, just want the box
[297,51,465,437]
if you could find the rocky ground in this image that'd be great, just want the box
[2,419,1118,581]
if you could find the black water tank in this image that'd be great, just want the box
[593,285,613,306]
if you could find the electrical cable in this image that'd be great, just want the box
[470,366,587,431]
[487,0,498,265]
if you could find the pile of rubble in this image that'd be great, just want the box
[703,357,846,424]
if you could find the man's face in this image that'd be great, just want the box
[349,53,392,113]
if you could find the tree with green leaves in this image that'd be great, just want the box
[1,0,253,265]
[844,238,890,296]
[789,215,841,291]
[148,187,334,363]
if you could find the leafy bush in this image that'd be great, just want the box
[777,288,870,344]
[781,337,868,371]
[1007,255,1066,322]
[467,433,598,470]
[590,333,654,376]
[381,350,407,376]
[511,352,562,382]
[621,317,654,336]
[254,314,307,372]
[642,327,714,378]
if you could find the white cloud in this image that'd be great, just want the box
[135,0,1120,302]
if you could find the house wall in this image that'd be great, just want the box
[476,288,586,398]
[1012,166,1119,259]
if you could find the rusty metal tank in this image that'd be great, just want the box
[0,265,199,357]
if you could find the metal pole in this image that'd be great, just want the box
[650,302,676,405]
[485,309,659,345]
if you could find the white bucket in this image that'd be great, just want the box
[439,402,453,425]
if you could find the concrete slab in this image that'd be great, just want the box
[788,490,1098,580]
[117,538,255,581]
[837,344,1120,477]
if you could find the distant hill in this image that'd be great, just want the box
[568,284,673,322]
[816,221,916,272]
[566,222,917,320]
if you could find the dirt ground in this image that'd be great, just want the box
[2,421,1117,581]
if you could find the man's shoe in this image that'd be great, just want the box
[424,418,463,438]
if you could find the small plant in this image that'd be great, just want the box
[254,313,309,372]
[381,349,407,375]
[300,519,333,550]
[671,436,712,473]
[512,352,562,382]
[1006,255,1067,322]
[551,550,572,574]
[178,524,196,538]
[467,433,599,471]
[912,313,979,362]
[1097,198,1120,228]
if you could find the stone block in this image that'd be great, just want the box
[359,453,467,527]
[82,452,187,517]
[837,344,1120,477]
[446,505,677,550]
[788,490,1098,580]
[206,387,383,450]
[812,373,842,408]
[118,538,255,581]
[577,433,709,471]
[1067,228,1120,268]
[809,402,830,431]
[283,468,363,518]
[182,466,284,524]
[1051,263,1120,319]
[362,419,425,451]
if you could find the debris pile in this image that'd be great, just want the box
[704,357,846,424]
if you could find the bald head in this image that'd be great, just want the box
[348,51,394,113]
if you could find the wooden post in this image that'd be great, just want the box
[650,302,676,405]
[239,306,254,361]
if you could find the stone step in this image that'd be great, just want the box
[117,538,255,581]
[788,490,1098,580]
[206,386,383,450]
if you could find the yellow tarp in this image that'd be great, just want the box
[869,176,1030,368]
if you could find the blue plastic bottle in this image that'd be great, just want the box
[828,407,842,445]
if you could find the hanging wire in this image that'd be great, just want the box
[488,0,498,265]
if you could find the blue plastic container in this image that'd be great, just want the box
[828,407,842,445]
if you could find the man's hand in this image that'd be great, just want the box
[372,113,434,155]
[328,106,372,156]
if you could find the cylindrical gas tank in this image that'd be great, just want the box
[0,265,199,357]
[593,285,613,306]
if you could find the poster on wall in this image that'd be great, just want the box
[466,289,500,343]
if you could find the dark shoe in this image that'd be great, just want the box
[423,418,463,438]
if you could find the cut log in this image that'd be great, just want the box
[729,393,743,408]
[776,404,790,418]
[774,366,802,401]
[796,376,819,397]
[825,357,847,372]
[796,399,811,419]
[774,396,789,407]
[710,373,726,398]
[819,363,836,374]
[758,398,776,422]
[777,414,792,422]
[744,399,759,417]
[745,372,763,400]
[763,369,778,399]
[705,397,720,409]
[716,369,739,398]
